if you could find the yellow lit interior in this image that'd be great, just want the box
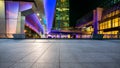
[102,31,118,38]
[102,10,120,20]
[116,10,119,15]
[108,20,111,28]
[86,26,93,34]
[99,9,120,39]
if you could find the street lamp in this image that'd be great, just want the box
[37,13,40,16]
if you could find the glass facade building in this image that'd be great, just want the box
[54,0,69,30]
[76,0,120,39]
[98,0,120,38]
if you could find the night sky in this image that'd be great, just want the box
[69,0,100,27]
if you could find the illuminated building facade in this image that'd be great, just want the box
[76,0,120,39]
[0,0,44,38]
[0,0,57,38]
[99,6,120,38]
[54,0,69,30]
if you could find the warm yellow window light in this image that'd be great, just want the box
[112,12,115,16]
[108,20,111,28]
[112,19,115,27]
[108,13,111,18]
[101,23,103,30]
[104,22,106,29]
[61,0,65,2]
[116,10,119,15]
[99,31,103,34]
[105,22,108,29]
[114,18,119,27]
[114,31,118,34]
[118,18,120,26]
[103,22,105,29]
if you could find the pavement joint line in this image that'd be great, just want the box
[30,43,52,68]
[8,42,41,68]
[59,44,61,68]
[1,40,120,68]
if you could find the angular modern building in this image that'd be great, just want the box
[0,0,57,38]
[0,0,44,38]
[76,0,120,39]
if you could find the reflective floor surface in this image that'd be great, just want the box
[0,39,120,68]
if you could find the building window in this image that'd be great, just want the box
[115,10,119,15]
[112,18,119,27]
[118,17,120,26]
[114,18,119,27]
[112,19,115,27]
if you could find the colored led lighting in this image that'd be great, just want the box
[5,1,19,18]
[37,13,40,16]
[20,2,32,12]
[26,13,44,34]
[44,0,56,33]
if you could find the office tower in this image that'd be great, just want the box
[54,0,69,30]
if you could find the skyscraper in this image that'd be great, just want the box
[54,0,69,30]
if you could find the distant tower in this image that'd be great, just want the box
[54,0,69,30]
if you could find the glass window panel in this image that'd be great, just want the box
[108,13,111,17]
[102,23,103,29]
[101,23,103,29]
[100,23,102,30]
[101,23,102,29]
[105,22,107,29]
[108,20,111,28]
[114,18,118,27]
[112,19,115,27]
[112,12,115,16]
[118,18,120,26]
[116,10,119,15]
[104,22,106,29]
[103,22,105,29]
[99,31,103,34]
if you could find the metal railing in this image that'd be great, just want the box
[0,33,120,39]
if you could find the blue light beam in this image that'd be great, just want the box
[44,0,56,33]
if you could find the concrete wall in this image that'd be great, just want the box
[0,1,6,38]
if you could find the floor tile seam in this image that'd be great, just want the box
[29,44,53,68]
[59,44,61,68]
[0,62,119,64]
[7,46,41,68]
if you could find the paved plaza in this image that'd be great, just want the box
[0,39,120,68]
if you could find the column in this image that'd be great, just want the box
[93,8,103,39]
[13,12,25,39]
[93,8,103,34]
[0,1,6,38]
